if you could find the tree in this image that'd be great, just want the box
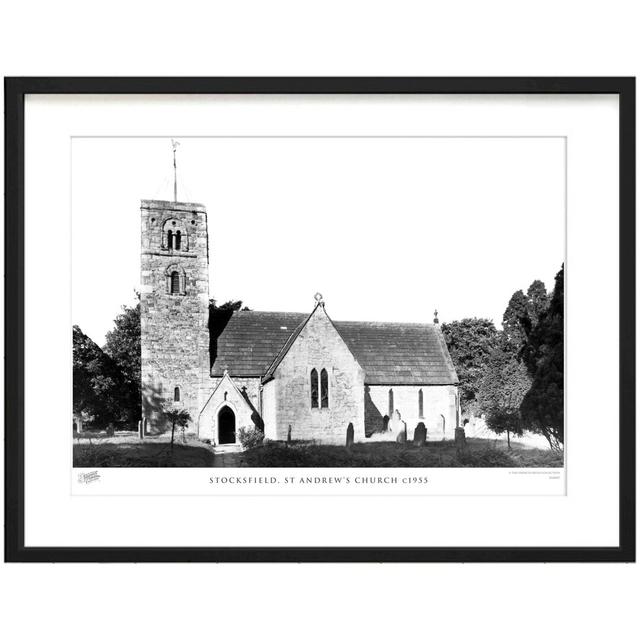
[502,289,530,352]
[103,301,141,423]
[164,409,192,450]
[73,325,128,427]
[209,299,251,312]
[441,318,500,417]
[526,280,550,328]
[478,348,531,449]
[520,265,564,450]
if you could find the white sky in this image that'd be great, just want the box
[72,136,565,346]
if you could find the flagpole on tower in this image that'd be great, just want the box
[171,139,180,202]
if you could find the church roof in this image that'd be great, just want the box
[210,309,459,385]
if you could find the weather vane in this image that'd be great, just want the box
[171,139,180,202]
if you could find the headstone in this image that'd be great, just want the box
[414,423,427,446]
[396,428,407,444]
[287,425,292,444]
[106,424,115,437]
[138,420,144,440]
[346,423,354,448]
[389,409,405,433]
[455,427,466,450]
[76,420,83,433]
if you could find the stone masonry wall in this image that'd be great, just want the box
[140,200,210,433]
[197,376,262,440]
[365,384,459,441]
[262,380,277,440]
[273,305,365,444]
[197,375,256,444]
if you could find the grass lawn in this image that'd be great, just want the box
[73,432,563,468]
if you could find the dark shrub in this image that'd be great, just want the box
[238,427,264,450]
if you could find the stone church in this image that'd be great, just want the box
[140,199,460,446]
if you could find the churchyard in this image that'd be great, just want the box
[73,430,563,468]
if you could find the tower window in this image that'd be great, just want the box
[418,389,424,418]
[162,219,188,251]
[170,271,180,294]
[174,386,181,402]
[388,388,394,416]
[320,368,329,408]
[310,368,319,408]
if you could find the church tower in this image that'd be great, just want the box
[139,199,210,432]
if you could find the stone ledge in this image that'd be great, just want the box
[141,199,206,212]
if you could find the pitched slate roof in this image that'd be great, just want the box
[335,320,458,385]
[210,309,458,385]
[210,310,307,378]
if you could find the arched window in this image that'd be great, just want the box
[418,389,424,418]
[162,219,188,251]
[310,368,319,408]
[388,388,394,416]
[174,386,181,402]
[170,271,180,294]
[320,368,329,408]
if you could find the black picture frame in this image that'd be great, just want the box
[4,77,635,563]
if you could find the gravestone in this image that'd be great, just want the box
[455,427,466,450]
[138,419,144,440]
[287,424,292,444]
[346,423,354,448]
[388,409,404,433]
[414,422,427,446]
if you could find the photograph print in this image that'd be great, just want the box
[72,135,565,470]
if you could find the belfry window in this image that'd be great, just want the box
[418,389,424,418]
[320,368,329,408]
[310,368,319,408]
[174,386,181,402]
[162,219,188,252]
[170,271,180,294]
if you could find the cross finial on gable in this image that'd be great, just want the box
[314,292,324,307]
[434,309,439,324]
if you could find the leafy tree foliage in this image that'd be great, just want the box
[164,408,192,449]
[526,280,550,327]
[209,299,251,312]
[478,348,531,449]
[464,269,561,450]
[520,265,564,449]
[441,318,500,416]
[103,302,141,423]
[73,326,129,427]
[501,289,530,352]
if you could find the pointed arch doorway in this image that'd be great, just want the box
[218,406,236,444]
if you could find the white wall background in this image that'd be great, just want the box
[1,2,638,640]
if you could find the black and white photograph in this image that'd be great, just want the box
[71,135,565,471]
[2,4,638,640]
[5,76,633,565]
